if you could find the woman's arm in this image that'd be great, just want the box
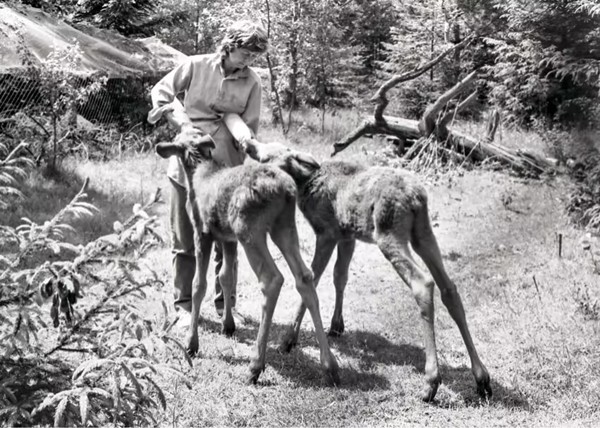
[241,80,262,136]
[148,60,194,131]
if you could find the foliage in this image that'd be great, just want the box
[0,142,33,210]
[35,44,107,170]
[0,163,190,426]
[149,0,223,55]
[296,1,360,125]
[378,0,469,119]
[462,0,600,128]
[567,152,600,232]
[2,28,108,171]
[573,281,600,319]
[337,0,398,78]
[72,0,158,36]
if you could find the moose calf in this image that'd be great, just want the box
[156,134,339,385]
[245,140,491,401]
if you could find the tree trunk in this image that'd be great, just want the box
[264,0,286,133]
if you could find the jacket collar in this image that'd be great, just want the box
[211,52,250,79]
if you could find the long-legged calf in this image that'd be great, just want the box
[245,140,491,401]
[156,135,339,385]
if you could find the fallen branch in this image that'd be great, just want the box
[331,34,552,176]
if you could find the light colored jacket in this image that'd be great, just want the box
[148,52,262,185]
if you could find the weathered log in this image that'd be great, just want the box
[332,33,551,175]
[448,130,554,174]
[335,114,552,174]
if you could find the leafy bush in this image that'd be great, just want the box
[567,152,600,232]
[0,145,189,426]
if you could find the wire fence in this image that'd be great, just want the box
[0,67,159,128]
[0,4,186,133]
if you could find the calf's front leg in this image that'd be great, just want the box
[187,233,212,356]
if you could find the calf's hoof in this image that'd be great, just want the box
[476,376,493,400]
[246,366,263,385]
[278,331,298,353]
[327,327,344,338]
[186,336,199,358]
[421,381,440,403]
[328,320,344,337]
[321,352,340,386]
[324,363,340,387]
[221,319,236,337]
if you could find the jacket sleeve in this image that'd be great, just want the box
[147,59,193,126]
[240,77,262,136]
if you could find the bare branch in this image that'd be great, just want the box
[420,70,477,136]
[371,36,474,122]
[438,89,478,133]
[332,121,375,155]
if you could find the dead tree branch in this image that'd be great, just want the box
[333,37,474,155]
[331,34,552,176]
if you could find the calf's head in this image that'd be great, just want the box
[155,133,216,171]
[244,140,320,181]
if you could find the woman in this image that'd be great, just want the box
[148,20,269,316]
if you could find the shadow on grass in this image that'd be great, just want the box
[437,366,531,410]
[197,317,391,391]
[333,330,531,410]
[194,317,530,408]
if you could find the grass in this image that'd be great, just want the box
[7,109,600,427]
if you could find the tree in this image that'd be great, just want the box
[458,0,600,127]
[301,1,359,131]
[73,0,158,36]
[25,42,106,171]
[339,0,397,76]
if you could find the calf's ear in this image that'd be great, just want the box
[192,135,216,159]
[155,142,183,159]
[287,152,320,178]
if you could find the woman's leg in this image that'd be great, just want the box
[169,177,196,312]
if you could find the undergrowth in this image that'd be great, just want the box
[567,152,600,232]
[0,142,190,426]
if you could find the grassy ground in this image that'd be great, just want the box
[10,114,600,427]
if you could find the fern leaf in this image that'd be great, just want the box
[53,395,69,428]
[0,406,19,419]
[111,371,121,421]
[72,358,113,382]
[127,358,157,373]
[120,362,143,400]
[0,385,17,403]
[163,335,194,367]
[144,375,166,410]
[79,390,89,426]
[88,387,112,400]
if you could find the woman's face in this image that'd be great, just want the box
[228,47,262,68]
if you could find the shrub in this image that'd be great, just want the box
[0,147,189,426]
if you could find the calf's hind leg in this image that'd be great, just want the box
[411,224,492,399]
[218,241,238,337]
[377,234,441,402]
[329,239,355,337]
[271,220,340,385]
[240,235,285,384]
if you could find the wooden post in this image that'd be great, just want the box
[558,233,563,258]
